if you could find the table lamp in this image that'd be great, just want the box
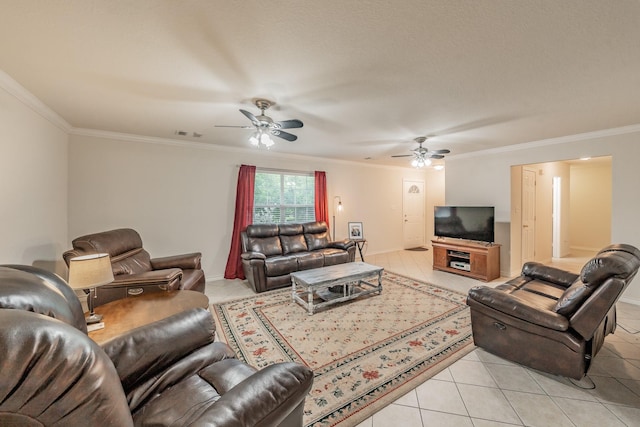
[68,253,114,324]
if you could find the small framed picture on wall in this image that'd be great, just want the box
[348,222,364,240]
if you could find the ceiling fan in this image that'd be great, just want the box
[215,98,303,147]
[391,137,450,168]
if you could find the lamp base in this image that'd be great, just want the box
[85,313,103,324]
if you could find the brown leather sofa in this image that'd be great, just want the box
[0,264,313,427]
[241,221,356,293]
[466,244,640,379]
[63,228,205,306]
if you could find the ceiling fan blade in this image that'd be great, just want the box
[214,125,253,129]
[430,149,451,154]
[427,154,445,159]
[391,154,413,158]
[271,129,297,142]
[275,119,304,129]
[239,109,259,125]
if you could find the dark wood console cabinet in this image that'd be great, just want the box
[431,239,501,282]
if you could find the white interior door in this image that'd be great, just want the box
[522,168,536,263]
[403,180,425,249]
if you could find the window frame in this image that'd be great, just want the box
[252,169,315,224]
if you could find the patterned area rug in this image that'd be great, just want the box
[212,271,473,427]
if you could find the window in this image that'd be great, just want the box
[253,170,315,224]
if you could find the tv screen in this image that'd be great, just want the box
[434,206,495,243]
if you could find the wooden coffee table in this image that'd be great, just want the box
[290,262,383,315]
[87,290,209,344]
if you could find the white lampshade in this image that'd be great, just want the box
[68,253,114,290]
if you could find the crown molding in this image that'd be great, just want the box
[0,69,71,132]
[69,127,420,172]
[448,123,640,160]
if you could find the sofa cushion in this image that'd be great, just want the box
[293,252,324,270]
[246,224,279,238]
[265,256,299,276]
[317,248,350,266]
[553,279,592,316]
[554,251,637,316]
[247,236,283,257]
[281,234,308,255]
[113,249,153,275]
[305,232,331,251]
[279,224,304,236]
[71,228,143,259]
[581,251,639,285]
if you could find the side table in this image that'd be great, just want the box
[352,239,367,261]
[87,290,209,345]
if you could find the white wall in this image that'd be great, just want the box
[446,128,640,304]
[570,161,612,252]
[68,132,437,280]
[0,81,68,275]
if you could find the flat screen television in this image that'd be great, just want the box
[434,206,495,243]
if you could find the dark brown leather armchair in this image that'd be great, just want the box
[466,244,640,379]
[0,264,313,427]
[63,228,205,306]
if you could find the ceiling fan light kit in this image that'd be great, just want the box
[391,136,450,169]
[215,98,303,149]
[249,129,275,148]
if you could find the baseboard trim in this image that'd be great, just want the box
[620,296,640,306]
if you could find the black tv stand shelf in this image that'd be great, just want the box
[432,239,501,282]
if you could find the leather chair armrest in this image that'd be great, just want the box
[102,308,216,391]
[187,362,314,427]
[467,286,569,331]
[328,239,355,250]
[570,278,625,339]
[521,262,579,288]
[241,251,267,261]
[150,252,202,270]
[112,269,182,286]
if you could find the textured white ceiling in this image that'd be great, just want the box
[1,1,639,166]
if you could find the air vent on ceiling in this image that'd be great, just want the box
[175,130,202,138]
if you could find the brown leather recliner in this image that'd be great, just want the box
[466,244,640,379]
[0,264,313,427]
[241,221,356,293]
[63,228,205,306]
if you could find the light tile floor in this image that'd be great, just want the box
[206,249,640,427]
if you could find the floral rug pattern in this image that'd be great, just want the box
[212,271,473,427]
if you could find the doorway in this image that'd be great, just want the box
[402,179,425,249]
[510,157,611,274]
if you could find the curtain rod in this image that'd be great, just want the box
[237,165,314,175]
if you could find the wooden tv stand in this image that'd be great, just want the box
[431,239,501,282]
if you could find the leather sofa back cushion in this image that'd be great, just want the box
[112,249,153,275]
[246,224,279,238]
[281,234,308,254]
[521,262,579,287]
[72,228,144,258]
[581,251,637,286]
[279,224,304,236]
[303,222,328,234]
[0,268,82,329]
[247,236,283,257]
[553,279,593,316]
[305,232,330,251]
[554,251,636,316]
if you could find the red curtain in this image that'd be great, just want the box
[315,171,329,227]
[224,165,256,279]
